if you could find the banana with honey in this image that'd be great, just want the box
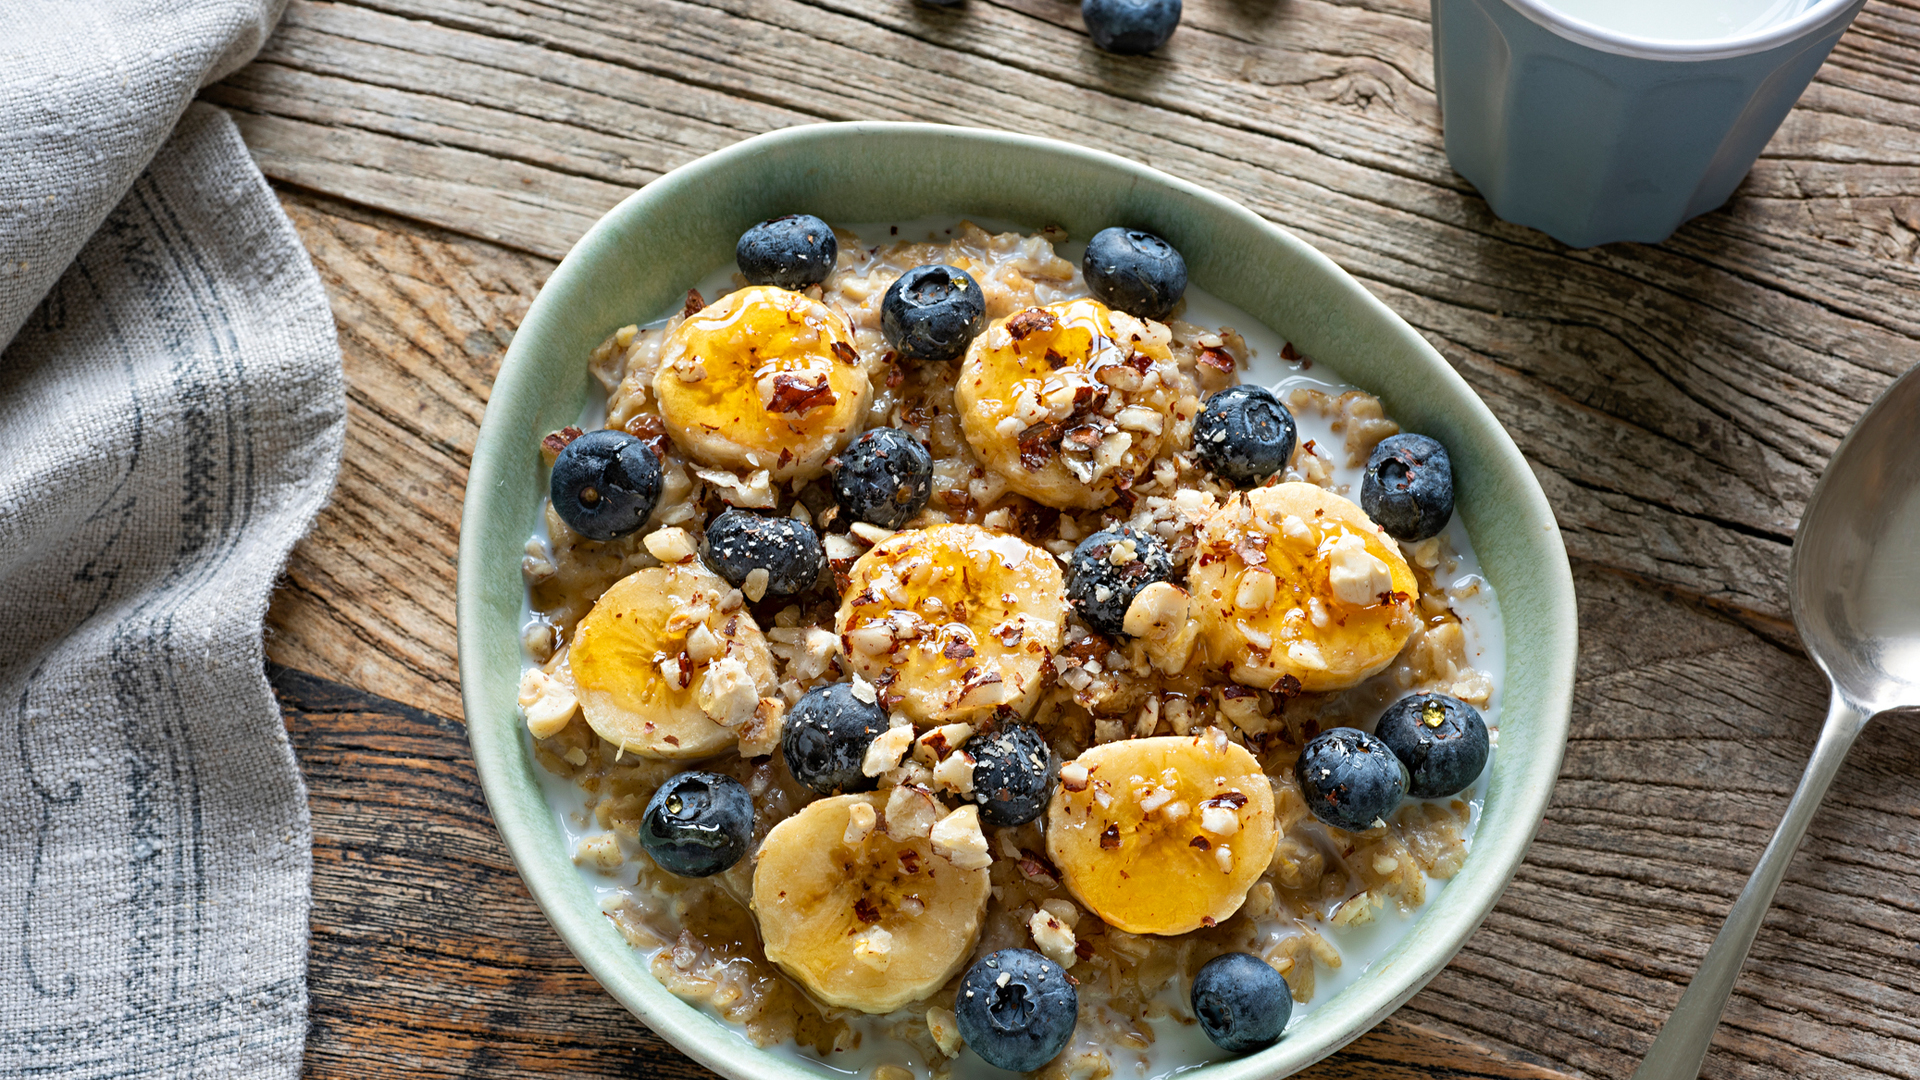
[654,285,870,483]
[567,561,775,759]
[1188,482,1419,693]
[1046,730,1277,936]
[835,523,1066,724]
[954,298,1181,510]
[752,792,992,1012]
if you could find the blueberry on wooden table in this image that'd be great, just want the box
[1067,527,1173,637]
[830,428,934,530]
[702,508,826,600]
[1192,952,1292,1052]
[1082,0,1182,55]
[1361,432,1454,541]
[1192,384,1298,488]
[1374,692,1489,799]
[639,771,754,877]
[955,949,1079,1072]
[1083,226,1187,318]
[737,214,837,290]
[781,682,890,795]
[967,723,1054,826]
[881,264,987,364]
[550,429,664,541]
[1294,727,1407,832]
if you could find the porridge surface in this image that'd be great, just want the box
[518,220,1501,1080]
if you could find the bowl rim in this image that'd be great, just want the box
[457,120,1577,1080]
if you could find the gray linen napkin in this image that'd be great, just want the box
[0,2,344,1075]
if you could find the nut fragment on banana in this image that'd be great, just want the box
[1046,731,1277,935]
[955,298,1181,509]
[1189,483,1420,693]
[1122,581,1202,674]
[567,562,776,759]
[655,285,870,482]
[753,793,992,1012]
[930,805,992,870]
[518,667,579,739]
[836,524,1067,723]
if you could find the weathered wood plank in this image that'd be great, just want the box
[265,189,549,719]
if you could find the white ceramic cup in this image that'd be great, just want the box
[1432,0,1867,247]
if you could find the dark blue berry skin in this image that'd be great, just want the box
[1374,693,1490,799]
[1083,227,1187,319]
[639,771,754,877]
[956,949,1079,1073]
[702,508,826,599]
[1082,0,1182,55]
[882,264,987,364]
[550,429,664,541]
[968,725,1054,826]
[830,428,933,530]
[1294,728,1407,833]
[1361,433,1455,542]
[1192,952,1292,1052]
[736,214,837,290]
[781,683,890,795]
[1067,527,1173,637]
[1193,385,1297,489]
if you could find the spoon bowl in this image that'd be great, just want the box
[1633,361,1920,1080]
[1792,366,1920,714]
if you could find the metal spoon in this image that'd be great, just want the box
[1631,362,1920,1080]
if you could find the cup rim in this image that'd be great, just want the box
[1496,0,1859,60]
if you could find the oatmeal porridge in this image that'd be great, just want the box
[517,217,1502,1079]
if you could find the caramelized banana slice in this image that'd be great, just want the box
[955,298,1180,509]
[1046,731,1277,935]
[655,285,870,482]
[1190,483,1419,692]
[567,562,774,758]
[835,524,1066,724]
[753,793,992,1013]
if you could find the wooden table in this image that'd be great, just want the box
[209,0,1920,1076]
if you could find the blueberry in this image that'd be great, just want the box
[1294,728,1407,833]
[1067,527,1173,637]
[1081,0,1183,55]
[1192,952,1291,1052]
[882,264,987,364]
[968,724,1054,826]
[1192,385,1297,489]
[955,949,1078,1072]
[550,429,664,541]
[1374,693,1489,799]
[781,682,890,795]
[639,771,754,877]
[702,508,826,599]
[1083,227,1187,320]
[1360,433,1454,542]
[736,214,837,290]
[830,428,933,530]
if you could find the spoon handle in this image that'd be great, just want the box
[1631,689,1873,1080]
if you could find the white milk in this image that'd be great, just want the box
[523,218,1507,1079]
[1540,0,1815,41]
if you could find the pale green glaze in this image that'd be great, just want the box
[456,123,1577,1080]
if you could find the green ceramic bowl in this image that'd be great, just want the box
[457,122,1576,1080]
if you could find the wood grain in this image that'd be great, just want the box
[227,1,1920,1076]
[265,189,548,720]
